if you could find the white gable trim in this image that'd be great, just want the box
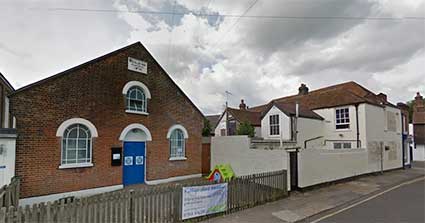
[146,174,201,185]
[56,118,99,137]
[166,124,189,139]
[119,123,152,141]
[122,81,151,99]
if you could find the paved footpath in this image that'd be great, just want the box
[203,163,425,223]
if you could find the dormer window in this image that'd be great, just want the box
[335,107,350,130]
[122,81,151,115]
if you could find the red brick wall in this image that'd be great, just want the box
[9,43,204,198]
[414,124,425,145]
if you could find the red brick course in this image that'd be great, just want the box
[9,43,204,198]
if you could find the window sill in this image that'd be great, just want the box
[269,134,280,137]
[169,157,187,161]
[59,163,94,169]
[125,110,149,116]
[335,128,352,132]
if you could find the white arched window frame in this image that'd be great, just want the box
[122,81,151,115]
[57,118,98,169]
[167,125,189,161]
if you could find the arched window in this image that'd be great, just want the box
[170,129,185,159]
[122,81,151,115]
[62,124,92,165]
[126,86,147,113]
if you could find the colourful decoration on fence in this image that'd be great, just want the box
[207,164,235,182]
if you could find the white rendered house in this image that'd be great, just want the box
[211,82,408,184]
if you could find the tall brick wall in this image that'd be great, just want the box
[9,43,204,198]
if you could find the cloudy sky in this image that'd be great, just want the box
[1,0,424,114]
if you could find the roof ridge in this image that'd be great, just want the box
[272,81,358,102]
[0,72,15,91]
[10,42,142,96]
[228,107,261,113]
[245,81,382,112]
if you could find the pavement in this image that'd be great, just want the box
[203,162,425,223]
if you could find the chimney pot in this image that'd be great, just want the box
[298,83,309,95]
[377,93,387,103]
[415,92,424,108]
[239,99,247,110]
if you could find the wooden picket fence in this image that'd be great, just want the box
[0,170,287,223]
[0,177,20,208]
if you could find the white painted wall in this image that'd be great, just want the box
[0,136,16,186]
[410,123,425,161]
[211,136,290,190]
[211,136,288,176]
[261,106,291,140]
[297,117,323,149]
[363,104,403,172]
[413,145,425,161]
[297,103,403,188]
[313,105,361,149]
[214,113,226,136]
[298,148,368,188]
[254,126,262,138]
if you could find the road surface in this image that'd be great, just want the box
[318,178,425,223]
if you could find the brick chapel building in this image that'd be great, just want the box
[6,42,204,204]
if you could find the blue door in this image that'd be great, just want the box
[123,142,145,186]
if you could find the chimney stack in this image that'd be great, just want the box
[298,83,309,95]
[377,93,387,103]
[239,99,247,110]
[415,92,424,108]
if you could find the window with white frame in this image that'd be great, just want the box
[333,142,352,149]
[61,124,92,165]
[335,107,350,130]
[126,86,147,113]
[269,114,280,136]
[170,129,185,158]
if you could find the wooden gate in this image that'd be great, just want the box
[201,142,211,175]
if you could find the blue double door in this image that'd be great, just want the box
[123,142,146,186]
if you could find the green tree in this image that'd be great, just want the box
[202,119,212,137]
[237,121,255,137]
[406,100,414,123]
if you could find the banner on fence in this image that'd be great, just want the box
[182,183,228,220]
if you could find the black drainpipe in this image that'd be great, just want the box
[355,104,360,148]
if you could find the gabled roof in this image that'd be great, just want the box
[271,81,386,110]
[10,42,141,96]
[226,107,262,126]
[8,42,204,118]
[246,81,397,124]
[205,115,221,127]
[267,101,324,120]
[0,72,15,92]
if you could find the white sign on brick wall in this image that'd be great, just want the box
[128,57,147,74]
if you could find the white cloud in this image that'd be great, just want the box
[1,0,423,114]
